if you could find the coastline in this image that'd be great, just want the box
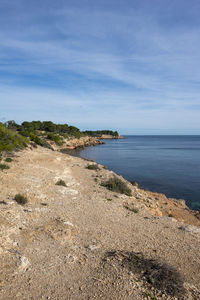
[58,136,105,150]
[0,145,200,298]
[58,137,200,221]
[99,134,125,139]
[73,135,200,213]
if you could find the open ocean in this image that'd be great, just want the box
[74,135,200,211]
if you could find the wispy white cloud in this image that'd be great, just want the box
[0,0,200,133]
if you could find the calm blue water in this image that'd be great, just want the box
[76,136,200,211]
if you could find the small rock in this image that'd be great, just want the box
[87,245,100,251]
[179,225,200,234]
[63,221,74,227]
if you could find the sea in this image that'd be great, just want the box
[69,136,200,211]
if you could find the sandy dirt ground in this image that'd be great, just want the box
[0,146,200,300]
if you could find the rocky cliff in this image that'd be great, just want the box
[50,136,104,150]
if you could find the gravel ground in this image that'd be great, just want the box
[0,147,200,300]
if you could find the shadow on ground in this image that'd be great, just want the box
[103,250,186,298]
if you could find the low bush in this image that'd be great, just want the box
[46,133,64,146]
[101,176,132,196]
[19,130,31,137]
[26,133,52,149]
[0,164,10,170]
[5,157,12,163]
[40,140,53,150]
[56,179,67,187]
[14,194,28,205]
[29,132,43,145]
[87,164,99,170]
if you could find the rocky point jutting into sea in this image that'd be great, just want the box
[0,134,200,299]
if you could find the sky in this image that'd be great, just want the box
[0,0,200,134]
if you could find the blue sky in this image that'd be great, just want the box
[0,0,200,134]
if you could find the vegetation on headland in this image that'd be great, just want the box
[101,176,132,196]
[0,120,120,153]
[86,164,99,170]
[83,130,119,137]
[6,120,83,141]
[0,123,27,152]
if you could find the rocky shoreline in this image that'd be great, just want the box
[99,134,124,139]
[51,136,105,151]
[54,136,200,224]
[0,145,200,299]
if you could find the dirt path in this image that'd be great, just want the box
[0,147,199,299]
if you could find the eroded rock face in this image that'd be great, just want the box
[44,136,104,151]
[60,136,104,150]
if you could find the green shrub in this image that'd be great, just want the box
[19,129,53,149]
[56,179,67,187]
[14,194,28,205]
[101,176,132,196]
[107,198,112,201]
[19,130,31,137]
[0,123,27,152]
[5,157,12,163]
[46,133,64,146]
[0,164,10,170]
[87,164,99,170]
[59,132,68,138]
[29,132,43,145]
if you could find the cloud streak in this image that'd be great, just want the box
[0,0,200,133]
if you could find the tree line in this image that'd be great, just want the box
[0,120,119,152]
